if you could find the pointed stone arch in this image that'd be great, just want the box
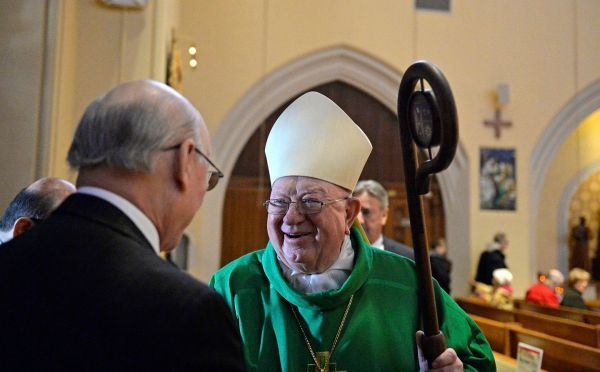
[192,46,471,294]
[557,162,600,274]
[529,80,600,277]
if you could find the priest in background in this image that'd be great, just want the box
[211,92,494,371]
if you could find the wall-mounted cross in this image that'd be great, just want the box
[484,108,512,139]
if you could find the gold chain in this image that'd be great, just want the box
[290,295,354,372]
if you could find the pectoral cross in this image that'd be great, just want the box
[307,352,337,372]
[484,108,512,139]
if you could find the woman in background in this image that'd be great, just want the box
[561,268,590,309]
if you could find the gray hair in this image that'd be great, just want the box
[493,232,507,244]
[353,179,389,210]
[67,80,201,172]
[547,269,564,286]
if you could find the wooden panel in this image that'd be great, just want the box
[455,297,516,323]
[515,299,600,324]
[507,324,600,371]
[515,310,600,348]
[470,314,510,354]
[221,183,269,266]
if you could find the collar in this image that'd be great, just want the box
[279,235,354,294]
[263,223,374,310]
[77,187,160,255]
[0,230,10,244]
[372,234,384,249]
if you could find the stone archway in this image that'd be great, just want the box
[557,163,600,275]
[529,80,600,280]
[193,46,471,294]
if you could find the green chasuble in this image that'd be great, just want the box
[210,227,495,371]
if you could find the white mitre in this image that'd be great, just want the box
[265,92,372,190]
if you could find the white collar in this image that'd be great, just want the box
[279,235,355,294]
[371,234,384,249]
[77,186,160,255]
[0,230,10,244]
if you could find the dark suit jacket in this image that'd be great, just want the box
[474,249,507,285]
[382,236,415,260]
[430,252,452,294]
[0,194,244,371]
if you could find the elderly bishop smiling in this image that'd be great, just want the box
[211,91,494,372]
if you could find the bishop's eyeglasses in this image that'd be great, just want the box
[162,143,224,191]
[263,197,350,215]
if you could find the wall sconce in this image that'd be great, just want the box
[188,44,198,69]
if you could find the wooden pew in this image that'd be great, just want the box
[515,299,600,325]
[470,314,600,371]
[455,297,516,322]
[493,351,518,372]
[507,323,600,371]
[469,314,510,354]
[515,309,600,348]
[493,351,549,372]
[586,300,600,312]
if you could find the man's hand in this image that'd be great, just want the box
[416,330,463,371]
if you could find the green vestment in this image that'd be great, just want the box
[210,227,495,371]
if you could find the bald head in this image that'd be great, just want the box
[0,177,76,242]
[67,80,206,173]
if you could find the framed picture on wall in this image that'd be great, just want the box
[480,147,516,210]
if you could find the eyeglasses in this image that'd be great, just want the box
[360,207,371,217]
[263,197,350,215]
[162,143,224,191]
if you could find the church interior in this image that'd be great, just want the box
[2,0,600,368]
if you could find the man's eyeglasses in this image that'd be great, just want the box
[162,144,224,191]
[263,197,350,215]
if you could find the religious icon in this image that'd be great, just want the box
[479,148,516,210]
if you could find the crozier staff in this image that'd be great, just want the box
[211,92,493,371]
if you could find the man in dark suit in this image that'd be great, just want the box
[353,179,414,259]
[0,80,244,370]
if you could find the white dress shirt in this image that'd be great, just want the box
[371,234,384,250]
[77,186,160,255]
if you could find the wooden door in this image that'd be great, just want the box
[221,81,446,266]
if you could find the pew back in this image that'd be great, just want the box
[515,299,600,325]
[508,324,600,371]
[469,314,509,354]
[455,297,515,322]
[515,310,600,348]
[469,314,600,371]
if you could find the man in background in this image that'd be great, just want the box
[0,177,75,243]
[475,232,509,285]
[353,179,414,260]
[430,238,452,294]
[0,80,244,370]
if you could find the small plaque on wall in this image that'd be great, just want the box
[480,147,516,211]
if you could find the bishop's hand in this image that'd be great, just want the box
[416,331,463,371]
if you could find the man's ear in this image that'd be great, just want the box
[381,206,389,226]
[173,139,196,192]
[345,198,361,234]
[12,217,35,238]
